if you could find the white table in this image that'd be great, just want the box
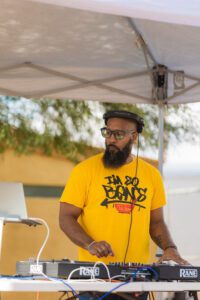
[0,279,200,293]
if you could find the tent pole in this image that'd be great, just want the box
[158,104,164,175]
[157,104,164,300]
[157,104,165,300]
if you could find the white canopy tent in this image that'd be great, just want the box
[1,0,200,172]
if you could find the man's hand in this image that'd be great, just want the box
[158,247,189,265]
[87,241,114,258]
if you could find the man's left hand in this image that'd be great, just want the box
[158,248,190,265]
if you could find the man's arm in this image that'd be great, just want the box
[59,202,114,258]
[150,207,188,264]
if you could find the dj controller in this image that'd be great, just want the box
[16,259,200,281]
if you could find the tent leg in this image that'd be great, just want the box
[157,104,165,300]
[158,104,164,176]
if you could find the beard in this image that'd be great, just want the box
[103,140,133,168]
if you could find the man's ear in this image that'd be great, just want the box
[132,132,138,144]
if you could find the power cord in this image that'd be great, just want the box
[29,217,79,298]
[28,217,50,267]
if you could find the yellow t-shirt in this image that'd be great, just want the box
[60,153,166,263]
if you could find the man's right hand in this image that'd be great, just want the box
[87,241,114,258]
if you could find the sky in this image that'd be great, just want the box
[141,133,200,175]
[138,102,200,176]
[140,142,200,176]
[152,103,200,175]
[164,142,200,174]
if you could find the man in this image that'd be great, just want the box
[59,110,187,299]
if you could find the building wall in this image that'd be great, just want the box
[0,150,158,300]
[0,151,77,300]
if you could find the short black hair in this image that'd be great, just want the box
[103,110,144,133]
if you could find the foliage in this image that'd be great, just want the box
[0,96,199,162]
[0,97,94,162]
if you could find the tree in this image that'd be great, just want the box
[0,96,199,162]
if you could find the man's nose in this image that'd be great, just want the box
[107,133,117,143]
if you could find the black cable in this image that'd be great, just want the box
[123,134,140,263]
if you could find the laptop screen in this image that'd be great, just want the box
[0,182,27,219]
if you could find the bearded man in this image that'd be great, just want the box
[59,110,187,300]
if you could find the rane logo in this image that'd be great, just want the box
[180,268,198,278]
[79,267,100,277]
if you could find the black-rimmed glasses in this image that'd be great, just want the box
[100,127,136,140]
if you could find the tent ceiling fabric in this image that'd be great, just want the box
[0,0,200,104]
[29,0,200,27]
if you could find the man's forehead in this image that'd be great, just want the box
[107,117,136,129]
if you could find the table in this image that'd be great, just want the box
[0,279,200,293]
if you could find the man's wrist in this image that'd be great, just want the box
[164,245,178,251]
[85,240,96,250]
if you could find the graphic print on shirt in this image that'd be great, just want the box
[101,174,147,213]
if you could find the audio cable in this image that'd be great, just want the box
[123,134,140,263]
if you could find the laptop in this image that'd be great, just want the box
[0,182,39,225]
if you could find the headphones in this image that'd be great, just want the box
[103,110,144,134]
